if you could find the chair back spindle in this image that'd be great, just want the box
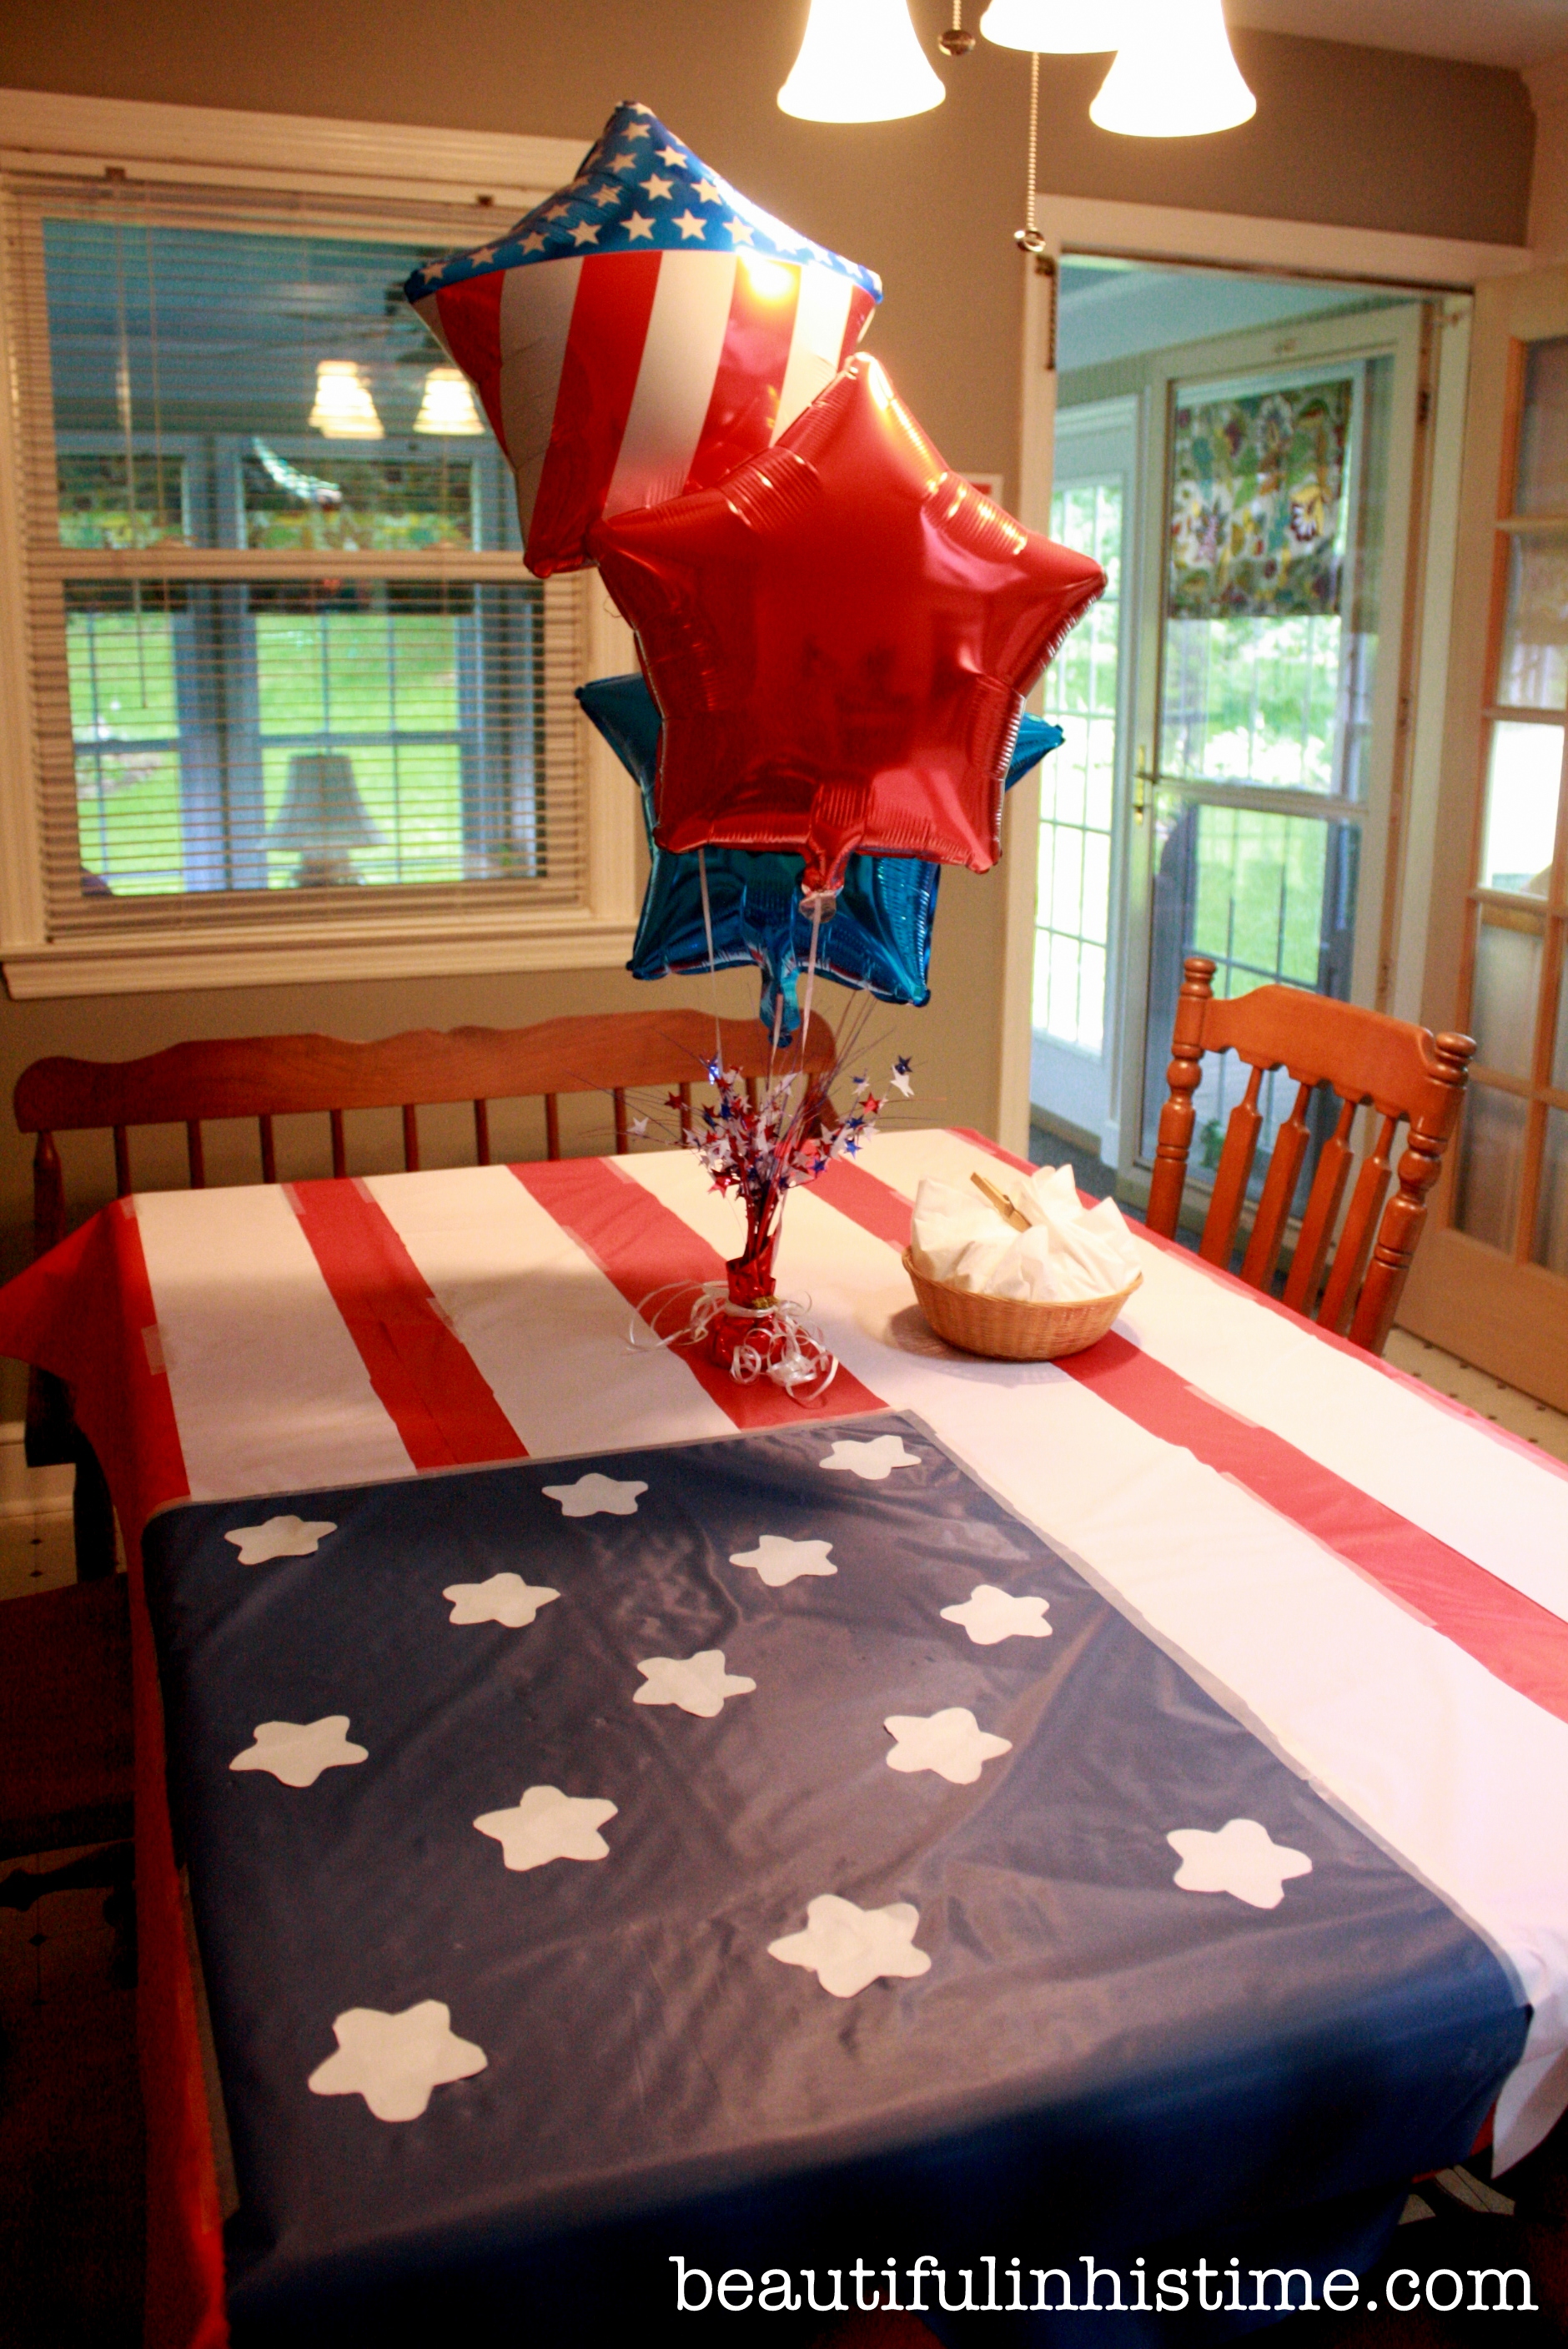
[1146,957,1474,1355]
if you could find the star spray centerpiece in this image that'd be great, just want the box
[408,102,1101,1400]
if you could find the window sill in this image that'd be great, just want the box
[3,906,640,999]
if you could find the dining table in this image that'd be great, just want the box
[2,1120,1565,2348]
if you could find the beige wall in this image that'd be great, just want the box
[0,3,1536,1409]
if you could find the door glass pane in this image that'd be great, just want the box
[1534,1106,1568,1276]
[1468,907,1544,1079]
[1162,363,1389,804]
[1140,792,1358,1160]
[1034,475,1120,1051]
[1515,338,1568,516]
[1498,533,1568,711]
[1454,1084,1530,1253]
[1480,722,1560,896]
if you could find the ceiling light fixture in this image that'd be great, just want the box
[308,360,384,439]
[980,0,1123,53]
[1090,0,1256,137]
[412,365,485,436]
[778,0,946,124]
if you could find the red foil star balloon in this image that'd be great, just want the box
[590,353,1104,896]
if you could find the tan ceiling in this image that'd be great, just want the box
[1227,0,1568,68]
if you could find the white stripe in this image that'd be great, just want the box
[620,1139,1568,2169]
[364,1164,736,1458]
[496,256,583,536]
[603,249,737,517]
[855,1129,1568,1624]
[132,1189,412,1500]
[411,293,452,360]
[773,265,853,440]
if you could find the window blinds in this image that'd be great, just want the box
[3,171,589,936]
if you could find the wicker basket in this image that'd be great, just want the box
[902,1249,1141,1362]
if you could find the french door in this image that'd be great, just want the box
[1109,302,1429,1204]
[1399,265,1568,1410]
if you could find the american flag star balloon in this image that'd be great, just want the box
[405,102,882,579]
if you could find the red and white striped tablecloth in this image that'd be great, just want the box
[4,1122,1567,2326]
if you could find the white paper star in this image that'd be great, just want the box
[768,1894,931,1998]
[634,1649,756,1718]
[819,1435,922,1481]
[630,1114,650,1137]
[642,173,674,202]
[729,1534,837,1587]
[229,1716,367,1788]
[890,1067,914,1099]
[443,1573,559,1628]
[940,1585,1053,1647]
[474,1783,617,1870]
[224,1514,336,1565]
[569,219,601,246]
[307,2000,486,2122]
[1167,1818,1313,1910]
[884,1707,1012,1785]
[541,1472,646,1517]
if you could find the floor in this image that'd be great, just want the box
[3,1270,1565,2346]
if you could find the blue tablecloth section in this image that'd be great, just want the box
[142,1411,1526,2344]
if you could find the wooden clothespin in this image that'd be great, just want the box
[970,1169,1030,1231]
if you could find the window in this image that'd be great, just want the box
[0,98,636,994]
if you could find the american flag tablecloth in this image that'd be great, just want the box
[3,1126,1567,2341]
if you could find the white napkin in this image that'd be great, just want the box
[909,1163,1140,1304]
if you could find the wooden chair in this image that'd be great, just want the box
[11,1004,835,1579]
[1145,957,1475,1355]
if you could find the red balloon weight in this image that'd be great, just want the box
[590,354,1105,897]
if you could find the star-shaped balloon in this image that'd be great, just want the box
[406,101,880,577]
[578,672,1061,1035]
[591,353,1104,895]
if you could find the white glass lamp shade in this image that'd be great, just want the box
[1090,0,1256,137]
[980,0,1124,53]
[269,754,384,854]
[413,366,485,436]
[308,360,384,439]
[779,0,945,123]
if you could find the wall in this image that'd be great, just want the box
[0,1,1536,1408]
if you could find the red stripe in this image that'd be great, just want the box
[289,1180,526,1471]
[511,1157,887,1428]
[813,1154,1568,1725]
[686,258,801,492]
[433,274,507,445]
[529,249,662,571]
[952,1126,1568,1488]
[838,283,877,363]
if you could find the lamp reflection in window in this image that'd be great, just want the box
[269,753,384,887]
[309,360,384,439]
[413,366,485,436]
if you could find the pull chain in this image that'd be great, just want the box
[939,2,974,56]
[1015,52,1047,254]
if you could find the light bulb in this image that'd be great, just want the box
[1090,0,1256,137]
[308,360,384,439]
[980,0,1124,53]
[413,366,485,435]
[779,0,945,124]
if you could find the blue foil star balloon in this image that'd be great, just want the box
[578,674,1062,1037]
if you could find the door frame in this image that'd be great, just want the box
[999,194,1530,1159]
[1397,261,1568,1411]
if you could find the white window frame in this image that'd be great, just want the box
[0,88,642,998]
